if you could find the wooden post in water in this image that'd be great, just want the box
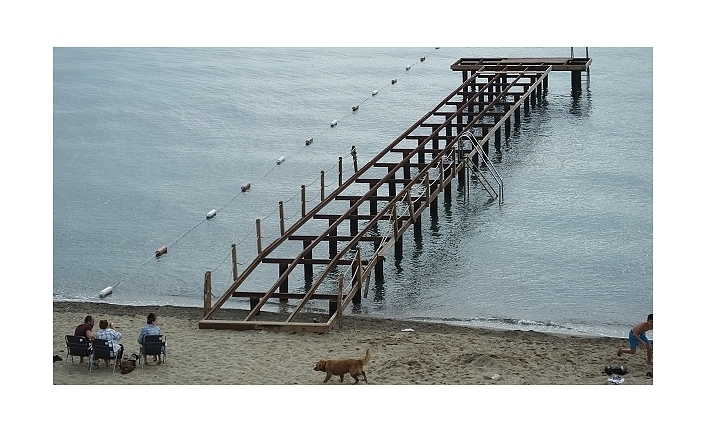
[393,204,402,259]
[457,143,466,186]
[256,218,262,254]
[369,184,378,231]
[329,221,337,258]
[279,201,285,236]
[279,263,288,302]
[320,170,325,201]
[388,167,395,196]
[231,244,238,280]
[351,146,358,172]
[303,239,313,282]
[301,185,306,217]
[203,271,212,317]
[350,201,358,235]
[338,157,343,186]
[337,275,343,328]
[571,70,581,95]
[353,249,362,305]
[372,239,384,281]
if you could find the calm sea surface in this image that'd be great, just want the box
[53,47,653,338]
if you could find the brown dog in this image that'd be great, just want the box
[314,348,370,384]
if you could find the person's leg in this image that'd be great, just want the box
[618,330,639,356]
[639,333,653,365]
[617,347,636,356]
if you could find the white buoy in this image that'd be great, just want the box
[99,286,113,299]
[372,90,378,96]
[241,182,251,192]
[405,65,411,71]
[330,120,338,127]
[206,209,217,219]
[276,156,285,165]
[156,245,167,257]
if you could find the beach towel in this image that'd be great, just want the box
[607,374,625,384]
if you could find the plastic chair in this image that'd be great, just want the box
[140,335,167,370]
[90,338,122,374]
[65,335,91,369]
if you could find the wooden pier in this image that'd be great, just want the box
[199,56,592,333]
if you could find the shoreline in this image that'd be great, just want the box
[53,299,620,339]
[53,301,653,385]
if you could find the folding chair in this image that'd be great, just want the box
[65,335,91,369]
[89,339,122,374]
[140,335,167,370]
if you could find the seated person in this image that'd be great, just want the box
[95,319,124,366]
[73,315,95,363]
[138,313,164,364]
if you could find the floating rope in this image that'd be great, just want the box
[101,48,445,297]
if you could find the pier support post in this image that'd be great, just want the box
[457,153,466,187]
[249,297,260,316]
[369,184,378,230]
[350,202,358,235]
[278,263,288,302]
[231,243,238,280]
[413,198,422,239]
[571,70,581,95]
[329,223,337,258]
[374,240,384,282]
[388,167,395,196]
[203,271,211,317]
[303,240,313,282]
[352,252,362,305]
[393,204,403,260]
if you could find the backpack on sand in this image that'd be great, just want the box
[604,364,628,375]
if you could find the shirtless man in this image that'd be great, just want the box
[618,313,653,365]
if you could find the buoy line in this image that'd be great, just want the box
[98,48,444,299]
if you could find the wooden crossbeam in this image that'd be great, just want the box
[230,291,346,301]
[198,320,333,333]
[260,257,369,265]
[288,235,388,242]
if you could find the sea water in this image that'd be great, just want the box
[53,47,653,338]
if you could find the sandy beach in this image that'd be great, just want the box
[53,301,653,386]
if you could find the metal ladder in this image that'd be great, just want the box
[459,132,503,204]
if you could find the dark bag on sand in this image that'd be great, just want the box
[604,364,628,375]
[120,356,138,374]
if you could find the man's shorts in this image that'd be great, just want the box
[628,330,650,349]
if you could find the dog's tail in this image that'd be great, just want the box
[362,348,371,365]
